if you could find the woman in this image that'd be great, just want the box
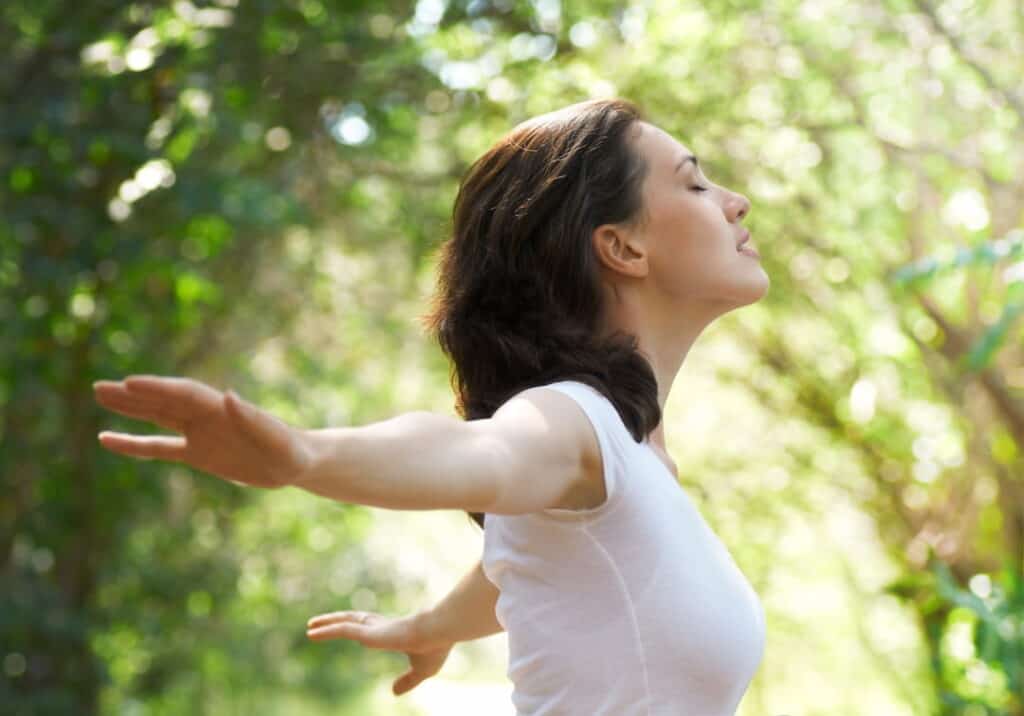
[94,97,769,715]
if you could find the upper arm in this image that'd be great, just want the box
[467,387,603,516]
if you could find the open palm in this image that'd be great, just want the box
[307,610,454,696]
[93,374,312,488]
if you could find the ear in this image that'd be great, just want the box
[591,224,649,278]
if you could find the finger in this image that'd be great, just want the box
[122,375,222,420]
[223,390,293,452]
[93,389,184,431]
[306,622,368,642]
[97,431,188,461]
[307,611,359,628]
[94,381,167,412]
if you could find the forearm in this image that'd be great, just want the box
[294,411,499,512]
[416,559,503,646]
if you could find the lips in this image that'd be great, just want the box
[736,229,750,251]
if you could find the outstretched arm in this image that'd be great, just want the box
[93,374,589,515]
[92,375,503,511]
[307,557,502,696]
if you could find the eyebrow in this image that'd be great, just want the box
[674,154,699,174]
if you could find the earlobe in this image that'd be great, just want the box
[623,250,650,279]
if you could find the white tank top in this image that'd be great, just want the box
[481,380,766,716]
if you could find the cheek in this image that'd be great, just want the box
[659,201,724,258]
[651,202,732,285]
[649,238,715,300]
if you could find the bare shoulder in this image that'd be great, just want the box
[484,386,606,512]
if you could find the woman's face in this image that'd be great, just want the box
[615,121,769,312]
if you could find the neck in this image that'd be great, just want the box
[600,297,726,451]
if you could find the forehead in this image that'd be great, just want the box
[635,121,692,171]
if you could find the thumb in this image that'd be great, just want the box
[393,671,421,696]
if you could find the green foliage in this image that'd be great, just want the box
[4,0,1024,714]
[882,552,1024,715]
[890,232,1024,288]
[1,0,451,713]
[889,228,1024,371]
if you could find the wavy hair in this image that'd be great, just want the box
[418,98,662,529]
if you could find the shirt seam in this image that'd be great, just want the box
[580,524,652,716]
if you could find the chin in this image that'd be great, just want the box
[748,272,771,302]
[740,268,771,299]
[722,272,770,310]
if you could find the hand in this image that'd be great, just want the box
[306,610,454,697]
[93,374,313,488]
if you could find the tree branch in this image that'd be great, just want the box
[913,0,1024,123]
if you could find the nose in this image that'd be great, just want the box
[728,191,750,223]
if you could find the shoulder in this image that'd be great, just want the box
[490,384,598,459]
[489,383,606,511]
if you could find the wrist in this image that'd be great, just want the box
[412,608,457,652]
[290,427,336,490]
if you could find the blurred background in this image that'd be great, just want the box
[2,0,1023,713]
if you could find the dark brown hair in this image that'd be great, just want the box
[419,98,662,529]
